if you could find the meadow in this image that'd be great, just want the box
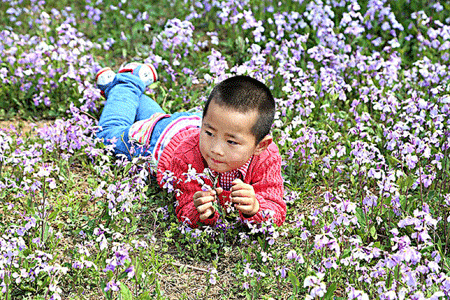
[1,0,450,299]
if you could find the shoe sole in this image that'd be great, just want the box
[119,63,158,83]
[95,67,113,81]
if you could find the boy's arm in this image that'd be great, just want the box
[238,153,286,226]
[168,157,219,228]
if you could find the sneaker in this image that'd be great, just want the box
[118,62,158,87]
[95,67,115,92]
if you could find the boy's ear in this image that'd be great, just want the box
[253,135,272,156]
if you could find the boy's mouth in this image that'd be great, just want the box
[210,158,224,165]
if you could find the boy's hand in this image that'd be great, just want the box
[193,188,223,220]
[231,179,259,217]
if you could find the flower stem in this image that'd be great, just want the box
[41,180,47,246]
[419,167,424,208]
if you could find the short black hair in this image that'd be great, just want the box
[203,75,275,144]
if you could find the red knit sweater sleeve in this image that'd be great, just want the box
[240,145,286,226]
[170,156,219,228]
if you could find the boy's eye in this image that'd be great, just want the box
[227,140,238,145]
[205,131,213,136]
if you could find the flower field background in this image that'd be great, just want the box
[1,0,450,299]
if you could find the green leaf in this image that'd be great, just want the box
[386,155,401,167]
[120,282,133,300]
[123,162,134,175]
[208,21,215,31]
[323,282,337,300]
[100,281,107,297]
[43,223,50,242]
[77,286,84,296]
[236,36,246,51]
[27,196,35,214]
[288,271,300,294]
[355,207,366,227]
[138,291,152,300]
[370,225,377,240]
[373,241,382,249]
[134,258,143,281]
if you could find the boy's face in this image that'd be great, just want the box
[199,101,268,173]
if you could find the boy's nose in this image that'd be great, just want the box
[210,142,224,156]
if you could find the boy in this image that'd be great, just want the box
[96,62,285,228]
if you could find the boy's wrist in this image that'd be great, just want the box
[243,197,260,218]
[242,206,259,218]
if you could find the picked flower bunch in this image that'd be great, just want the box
[183,165,238,220]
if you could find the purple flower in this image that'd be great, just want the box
[104,280,119,292]
[275,266,288,278]
[287,250,304,263]
[208,268,218,285]
[405,271,417,287]
[125,266,135,279]
[304,273,326,298]
[72,261,83,269]
[243,263,256,277]
[347,287,369,300]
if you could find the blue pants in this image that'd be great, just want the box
[97,73,198,160]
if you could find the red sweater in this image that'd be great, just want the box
[156,128,286,228]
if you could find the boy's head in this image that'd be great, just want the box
[199,75,275,173]
[203,75,275,145]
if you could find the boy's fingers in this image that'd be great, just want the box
[232,197,251,205]
[194,190,215,200]
[232,178,243,185]
[231,189,253,198]
[231,181,252,192]
[234,204,253,214]
[231,179,244,189]
[235,200,259,216]
[196,202,212,214]
[199,207,214,220]
[193,191,202,200]
[194,195,214,207]
[202,190,216,196]
[216,187,223,195]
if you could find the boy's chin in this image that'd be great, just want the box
[207,163,229,174]
[208,166,223,173]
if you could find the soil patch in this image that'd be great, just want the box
[0,119,54,134]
